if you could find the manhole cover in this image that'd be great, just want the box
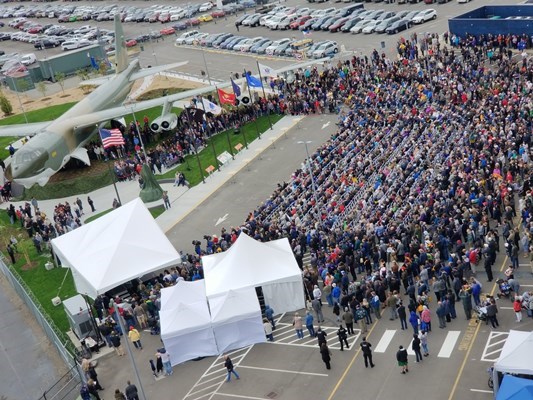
[266,392,278,399]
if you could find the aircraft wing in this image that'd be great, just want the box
[51,58,331,130]
[129,62,189,82]
[0,122,50,137]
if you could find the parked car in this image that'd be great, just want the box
[198,14,213,22]
[278,15,298,30]
[290,15,312,29]
[412,9,437,24]
[362,20,380,34]
[251,39,272,53]
[160,27,175,35]
[125,39,137,47]
[351,19,374,34]
[184,32,209,45]
[313,41,338,58]
[329,17,350,32]
[341,17,363,32]
[211,10,226,18]
[34,39,59,49]
[374,16,400,33]
[199,2,214,12]
[20,53,36,65]
[273,39,295,55]
[385,18,412,34]
[265,38,291,54]
[212,33,234,47]
[175,30,200,44]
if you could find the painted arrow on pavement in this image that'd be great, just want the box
[215,213,229,226]
[321,121,331,130]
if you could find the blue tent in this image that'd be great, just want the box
[496,375,533,400]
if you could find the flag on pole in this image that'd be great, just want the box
[231,78,241,97]
[201,98,222,115]
[217,88,236,105]
[99,128,125,149]
[257,62,276,78]
[245,73,263,88]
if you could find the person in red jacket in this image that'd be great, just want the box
[513,296,523,322]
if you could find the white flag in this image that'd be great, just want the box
[258,62,277,78]
[202,98,222,115]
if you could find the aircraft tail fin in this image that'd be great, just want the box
[114,14,128,74]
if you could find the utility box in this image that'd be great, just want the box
[63,294,94,339]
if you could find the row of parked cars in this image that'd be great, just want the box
[176,30,340,59]
[0,1,257,25]
[237,4,438,34]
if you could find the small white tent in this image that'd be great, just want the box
[492,330,533,396]
[210,287,266,354]
[160,280,206,310]
[51,198,181,299]
[202,233,305,313]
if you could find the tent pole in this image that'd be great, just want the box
[114,304,148,400]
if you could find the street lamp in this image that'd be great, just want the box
[297,140,321,224]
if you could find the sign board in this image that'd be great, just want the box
[217,151,233,166]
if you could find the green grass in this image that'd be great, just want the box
[157,114,282,185]
[0,211,77,337]
[84,205,165,223]
[22,167,115,201]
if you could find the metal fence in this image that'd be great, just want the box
[37,365,82,400]
[0,255,83,399]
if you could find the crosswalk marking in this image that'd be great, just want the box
[437,331,461,358]
[268,322,360,350]
[374,329,396,353]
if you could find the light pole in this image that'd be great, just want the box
[297,141,320,224]
[200,49,212,85]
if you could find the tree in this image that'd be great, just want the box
[36,81,47,98]
[98,60,109,77]
[17,78,30,93]
[0,94,13,116]
[76,68,90,82]
[54,72,66,95]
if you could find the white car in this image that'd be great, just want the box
[351,19,374,34]
[184,32,208,45]
[198,2,213,12]
[412,9,437,24]
[265,15,284,29]
[234,37,263,51]
[175,30,200,45]
[241,13,261,26]
[265,38,291,55]
[362,20,380,34]
[20,53,36,65]
[313,41,338,58]
[457,0,471,3]
[259,15,274,26]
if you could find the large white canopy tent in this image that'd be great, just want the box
[202,233,305,314]
[492,330,533,396]
[160,281,218,365]
[209,287,266,354]
[51,198,181,299]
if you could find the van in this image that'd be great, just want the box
[61,41,79,51]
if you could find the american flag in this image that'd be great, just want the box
[99,128,125,149]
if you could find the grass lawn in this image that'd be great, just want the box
[0,211,77,342]
[157,114,283,185]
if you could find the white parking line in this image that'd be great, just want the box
[437,331,461,358]
[470,389,493,394]
[481,331,508,362]
[374,330,396,353]
[238,365,329,376]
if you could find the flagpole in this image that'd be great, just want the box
[256,60,273,130]
[183,108,205,184]
[215,86,234,160]
[198,97,220,171]
[230,75,248,149]
[244,70,261,140]
[97,125,122,205]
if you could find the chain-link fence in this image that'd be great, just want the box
[0,255,83,399]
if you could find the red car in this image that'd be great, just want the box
[185,18,200,26]
[329,17,350,33]
[290,15,311,30]
[27,26,43,34]
[160,27,175,35]
[125,39,137,47]
[211,10,225,18]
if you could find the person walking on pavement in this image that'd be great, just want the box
[224,355,240,382]
[110,331,125,356]
[387,292,399,320]
[264,318,274,341]
[125,380,139,400]
[459,285,473,320]
[312,298,324,323]
[337,324,349,351]
[409,310,420,335]
[396,345,409,374]
[87,196,96,212]
[343,307,354,335]
[397,300,408,330]
[514,296,523,322]
[419,330,429,356]
[320,343,332,370]
[360,337,375,368]
[293,312,304,339]
[436,301,447,329]
[412,333,423,363]
[265,305,276,330]
[128,326,143,350]
[486,298,499,328]
[305,311,316,337]
[316,326,327,347]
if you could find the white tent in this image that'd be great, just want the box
[160,281,218,365]
[202,233,305,314]
[51,198,181,299]
[210,287,266,354]
[492,330,533,396]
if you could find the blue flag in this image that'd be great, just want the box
[90,56,98,70]
[231,78,241,97]
[245,73,263,88]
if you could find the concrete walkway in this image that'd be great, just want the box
[9,115,303,242]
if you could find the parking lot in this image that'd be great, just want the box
[0,0,499,80]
